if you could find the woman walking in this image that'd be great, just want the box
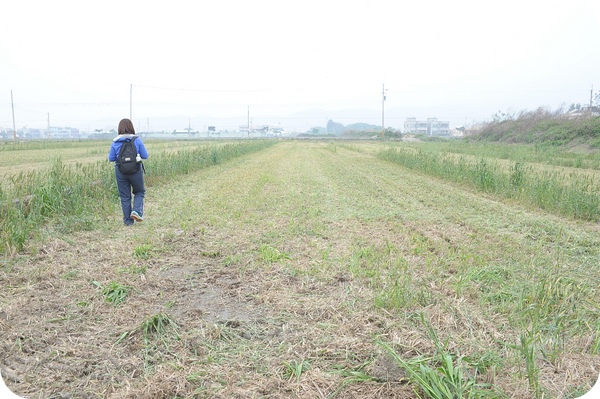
[108,118,149,225]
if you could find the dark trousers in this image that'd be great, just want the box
[115,166,145,224]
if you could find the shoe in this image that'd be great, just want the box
[130,211,143,222]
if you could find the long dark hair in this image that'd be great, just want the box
[117,119,136,135]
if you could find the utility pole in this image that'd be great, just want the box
[381,83,387,139]
[11,90,16,141]
[48,113,51,139]
[590,85,594,114]
[247,105,250,138]
[130,84,133,120]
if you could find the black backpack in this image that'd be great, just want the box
[116,137,140,175]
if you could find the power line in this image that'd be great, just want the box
[132,84,268,93]
[0,102,127,106]
[393,88,591,93]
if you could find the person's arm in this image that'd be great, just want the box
[108,143,118,162]
[137,139,149,159]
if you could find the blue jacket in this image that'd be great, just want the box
[108,134,149,163]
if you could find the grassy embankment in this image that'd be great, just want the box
[466,108,600,149]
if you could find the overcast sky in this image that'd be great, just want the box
[1,0,599,132]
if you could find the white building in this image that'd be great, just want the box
[404,117,449,136]
[48,126,80,138]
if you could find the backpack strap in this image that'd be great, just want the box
[130,136,145,173]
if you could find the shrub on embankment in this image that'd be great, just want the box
[466,108,600,148]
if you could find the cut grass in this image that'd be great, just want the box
[1,141,598,398]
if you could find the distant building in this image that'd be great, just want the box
[0,128,13,139]
[239,124,286,136]
[17,127,45,139]
[48,126,80,138]
[568,106,600,118]
[173,128,199,136]
[257,124,286,136]
[404,117,449,136]
[449,127,465,137]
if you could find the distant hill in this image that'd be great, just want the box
[466,108,600,149]
[299,119,401,138]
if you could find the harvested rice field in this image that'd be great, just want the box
[1,140,599,398]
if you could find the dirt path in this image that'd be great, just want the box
[1,141,598,398]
